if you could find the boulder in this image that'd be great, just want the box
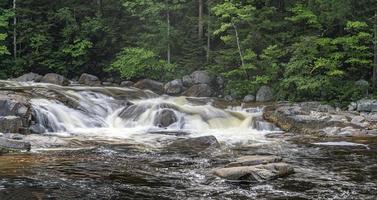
[224,95,234,102]
[134,79,164,94]
[256,86,273,102]
[225,155,282,168]
[166,136,220,153]
[356,99,377,112]
[214,162,294,181]
[243,95,255,103]
[120,81,134,87]
[191,70,214,85]
[101,81,114,86]
[153,109,178,128]
[29,124,46,134]
[14,72,42,82]
[183,84,212,97]
[78,73,101,86]
[40,73,69,86]
[216,75,225,89]
[0,116,22,133]
[0,136,31,151]
[182,75,193,87]
[164,79,184,95]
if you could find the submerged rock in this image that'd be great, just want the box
[14,72,42,82]
[256,86,273,102]
[214,162,294,181]
[153,109,178,128]
[226,155,282,168]
[166,136,220,153]
[183,84,212,97]
[134,79,164,94]
[78,73,101,86]
[40,73,69,86]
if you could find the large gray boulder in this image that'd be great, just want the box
[191,70,214,85]
[256,86,274,102]
[40,73,69,86]
[214,162,294,181]
[183,84,212,97]
[0,116,22,133]
[14,72,42,82]
[78,73,101,86]
[134,79,164,94]
[153,109,178,128]
[164,79,184,95]
[0,96,31,126]
[166,135,220,153]
[182,75,193,87]
[356,99,377,112]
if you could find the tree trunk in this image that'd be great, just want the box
[167,5,171,64]
[206,0,211,62]
[13,0,16,60]
[198,0,203,39]
[373,23,377,88]
[232,22,248,79]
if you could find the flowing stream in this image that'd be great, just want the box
[0,82,376,199]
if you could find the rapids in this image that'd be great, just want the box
[0,81,376,200]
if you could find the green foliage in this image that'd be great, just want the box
[107,47,174,80]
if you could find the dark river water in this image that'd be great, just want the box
[0,135,376,200]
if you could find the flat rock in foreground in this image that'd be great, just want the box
[0,137,31,151]
[214,162,294,182]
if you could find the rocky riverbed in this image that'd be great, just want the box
[0,76,376,199]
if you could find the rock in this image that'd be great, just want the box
[351,116,365,124]
[0,116,23,133]
[356,99,377,112]
[40,73,69,86]
[29,124,46,134]
[0,137,31,151]
[134,79,164,94]
[226,155,283,168]
[153,109,178,128]
[78,73,101,86]
[216,75,225,89]
[243,95,255,103]
[317,105,335,113]
[214,162,294,181]
[164,79,184,95]
[256,86,274,102]
[14,72,42,82]
[166,136,220,153]
[118,104,146,121]
[101,81,114,86]
[182,75,193,87]
[183,84,212,97]
[191,70,214,85]
[120,81,134,87]
[224,95,234,102]
[348,102,357,111]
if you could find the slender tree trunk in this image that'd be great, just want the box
[206,0,211,62]
[167,5,171,64]
[13,0,16,60]
[232,22,249,79]
[373,23,377,88]
[198,0,203,39]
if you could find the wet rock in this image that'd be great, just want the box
[226,155,283,168]
[256,86,273,102]
[243,95,255,103]
[78,73,101,86]
[182,75,193,87]
[224,95,234,102]
[183,84,212,97]
[0,137,31,151]
[164,79,184,95]
[134,79,164,94]
[14,72,42,82]
[166,136,220,153]
[153,109,178,128]
[214,162,294,181]
[101,81,114,86]
[120,81,134,87]
[0,116,23,133]
[29,124,46,134]
[191,70,214,85]
[118,104,146,121]
[356,99,377,112]
[40,73,69,86]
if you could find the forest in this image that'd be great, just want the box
[0,0,376,103]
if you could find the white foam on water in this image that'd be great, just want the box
[313,141,369,148]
